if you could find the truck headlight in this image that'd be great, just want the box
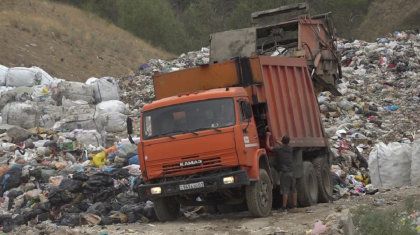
[150,187,162,194]
[223,176,234,184]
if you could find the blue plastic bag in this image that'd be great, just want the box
[129,155,139,165]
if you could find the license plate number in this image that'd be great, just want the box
[179,182,204,190]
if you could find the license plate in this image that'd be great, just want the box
[179,182,204,191]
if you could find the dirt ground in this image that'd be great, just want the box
[57,186,420,235]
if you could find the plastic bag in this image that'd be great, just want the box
[60,213,80,227]
[80,213,101,225]
[117,144,138,158]
[129,155,139,165]
[93,152,107,167]
[336,97,354,111]
[59,178,84,193]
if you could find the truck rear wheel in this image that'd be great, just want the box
[246,169,272,217]
[313,157,333,203]
[296,161,318,207]
[153,196,180,222]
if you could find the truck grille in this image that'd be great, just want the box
[156,149,238,177]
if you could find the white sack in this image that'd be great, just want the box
[0,65,8,86]
[52,81,94,105]
[369,142,412,188]
[91,77,120,103]
[411,139,420,185]
[31,66,54,86]
[1,102,40,129]
[62,104,105,131]
[97,100,127,114]
[74,130,104,148]
[97,100,128,133]
[103,112,127,133]
[6,67,42,87]
[85,77,98,85]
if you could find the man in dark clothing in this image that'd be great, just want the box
[265,132,297,213]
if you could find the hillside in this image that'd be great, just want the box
[0,0,174,82]
[356,0,420,41]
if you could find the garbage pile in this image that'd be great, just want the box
[316,30,420,199]
[0,48,212,232]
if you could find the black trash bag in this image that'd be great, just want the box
[114,183,127,195]
[133,176,145,193]
[0,167,22,195]
[60,213,80,227]
[73,172,89,181]
[48,188,72,206]
[24,208,44,221]
[7,190,24,210]
[0,214,12,225]
[3,224,19,233]
[127,212,139,223]
[87,172,113,188]
[119,205,134,214]
[59,179,84,193]
[143,202,157,221]
[66,205,82,213]
[100,216,120,225]
[111,202,123,211]
[76,201,90,212]
[37,202,51,212]
[118,195,139,204]
[109,168,131,179]
[37,212,53,222]
[93,187,115,203]
[87,202,112,216]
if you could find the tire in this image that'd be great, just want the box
[313,157,333,203]
[296,161,318,207]
[246,169,272,217]
[153,196,180,222]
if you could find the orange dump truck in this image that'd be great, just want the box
[127,55,333,222]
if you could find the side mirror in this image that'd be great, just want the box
[241,101,253,120]
[127,116,133,135]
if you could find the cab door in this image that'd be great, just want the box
[235,98,259,166]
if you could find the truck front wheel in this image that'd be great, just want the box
[153,196,180,222]
[296,161,318,207]
[313,157,333,203]
[246,169,272,217]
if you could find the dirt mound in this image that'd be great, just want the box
[357,0,420,41]
[0,0,174,82]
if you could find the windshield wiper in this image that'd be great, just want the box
[183,130,199,135]
[190,127,222,133]
[148,134,176,139]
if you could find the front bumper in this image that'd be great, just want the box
[137,170,250,200]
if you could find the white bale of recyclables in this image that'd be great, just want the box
[369,142,412,188]
[0,65,8,86]
[52,81,95,106]
[1,102,41,129]
[5,67,42,87]
[91,77,120,103]
[97,100,128,133]
[411,139,420,186]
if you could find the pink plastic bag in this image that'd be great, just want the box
[311,220,327,234]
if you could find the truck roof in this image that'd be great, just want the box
[143,87,248,112]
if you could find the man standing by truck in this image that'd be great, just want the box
[265,132,298,213]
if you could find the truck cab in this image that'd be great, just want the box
[135,87,273,221]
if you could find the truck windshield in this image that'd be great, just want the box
[142,98,235,140]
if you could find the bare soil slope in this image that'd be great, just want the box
[357,0,420,41]
[0,0,174,82]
